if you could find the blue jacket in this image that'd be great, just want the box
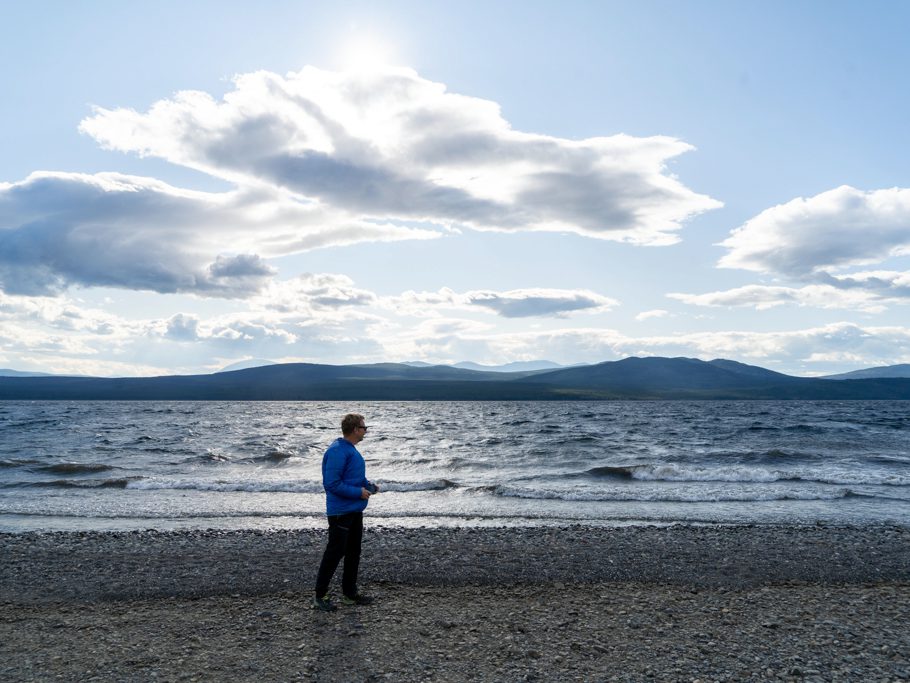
[321,437,375,516]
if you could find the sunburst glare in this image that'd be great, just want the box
[337,33,398,72]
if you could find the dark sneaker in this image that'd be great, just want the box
[341,593,374,606]
[311,594,337,612]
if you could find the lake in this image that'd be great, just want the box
[1,400,908,531]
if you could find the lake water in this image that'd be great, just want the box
[1,400,908,531]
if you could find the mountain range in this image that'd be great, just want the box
[1,357,909,400]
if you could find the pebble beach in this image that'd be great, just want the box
[2,524,909,682]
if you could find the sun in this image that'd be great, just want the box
[338,33,397,72]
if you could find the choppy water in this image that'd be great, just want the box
[1,400,908,531]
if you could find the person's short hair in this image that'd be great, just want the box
[341,413,365,436]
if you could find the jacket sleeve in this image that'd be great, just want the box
[323,448,364,499]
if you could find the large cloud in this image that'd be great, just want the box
[719,186,910,277]
[673,186,910,313]
[80,66,720,245]
[0,172,437,296]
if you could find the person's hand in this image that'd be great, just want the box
[360,487,372,500]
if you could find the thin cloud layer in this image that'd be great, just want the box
[389,286,618,317]
[635,309,670,321]
[669,284,891,313]
[5,282,910,377]
[0,277,619,375]
[80,66,721,245]
[465,288,618,317]
[255,279,618,319]
[0,172,437,296]
[384,321,910,374]
[0,290,132,336]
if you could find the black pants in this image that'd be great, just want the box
[314,511,363,597]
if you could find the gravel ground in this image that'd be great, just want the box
[1,524,908,682]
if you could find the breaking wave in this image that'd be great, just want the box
[9,478,137,489]
[492,485,860,503]
[583,464,910,486]
[123,477,457,493]
[379,479,458,492]
[127,478,324,493]
[36,463,115,475]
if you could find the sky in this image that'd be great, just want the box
[1,0,909,377]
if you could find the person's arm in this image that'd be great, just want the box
[323,448,364,500]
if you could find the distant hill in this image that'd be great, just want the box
[0,369,55,377]
[519,356,801,394]
[216,359,277,373]
[822,364,910,380]
[707,358,795,381]
[1,357,909,400]
[452,360,567,373]
[0,362,551,401]
[401,360,568,372]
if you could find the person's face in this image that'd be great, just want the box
[351,421,368,444]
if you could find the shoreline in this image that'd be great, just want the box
[3,524,909,681]
[2,524,908,604]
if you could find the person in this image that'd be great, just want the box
[312,413,379,611]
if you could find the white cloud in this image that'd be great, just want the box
[206,317,298,345]
[2,65,719,302]
[2,280,620,375]
[163,313,200,341]
[821,269,910,297]
[465,288,618,317]
[675,322,910,373]
[387,286,617,318]
[0,172,438,297]
[0,289,393,375]
[0,291,148,346]
[253,273,378,313]
[80,65,720,246]
[0,294,139,371]
[672,186,910,314]
[668,284,890,313]
[719,185,910,277]
[635,309,669,321]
